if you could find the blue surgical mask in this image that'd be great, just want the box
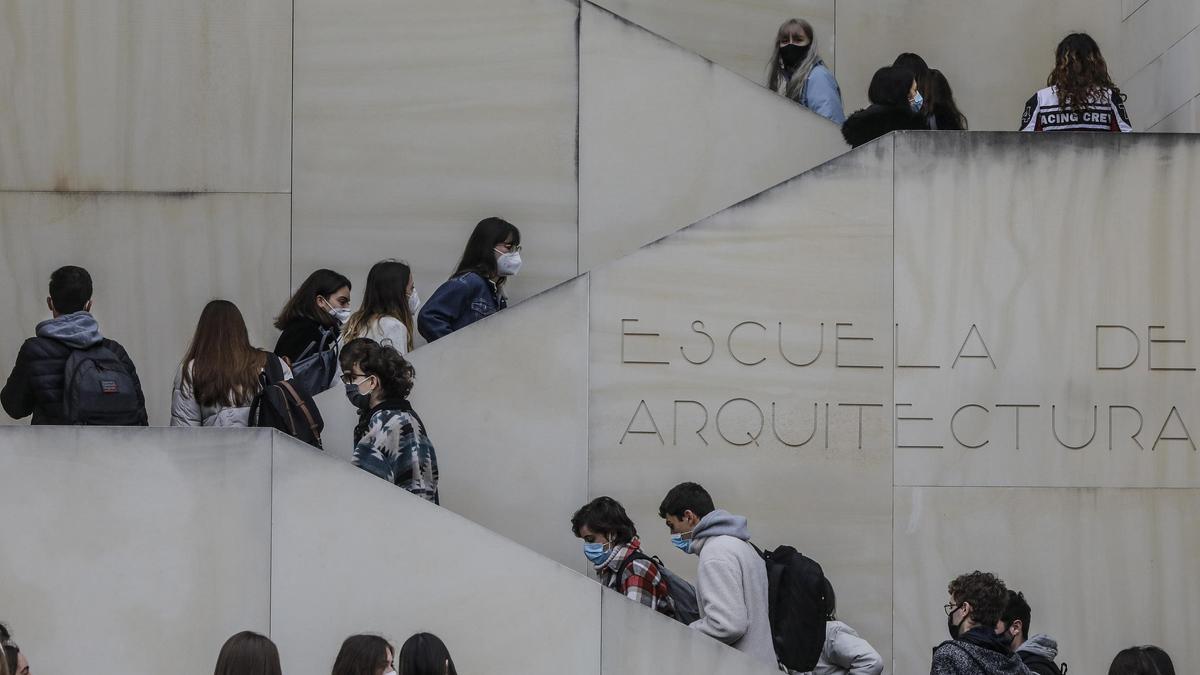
[911,91,924,113]
[671,533,692,554]
[583,542,609,565]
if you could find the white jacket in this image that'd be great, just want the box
[803,621,884,675]
[342,316,410,355]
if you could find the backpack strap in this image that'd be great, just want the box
[278,380,322,446]
[263,353,286,384]
[614,549,655,582]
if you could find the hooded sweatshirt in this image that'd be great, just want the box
[932,626,1031,675]
[1016,634,1062,675]
[687,509,777,667]
[2,312,147,425]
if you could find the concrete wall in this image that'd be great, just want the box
[291,0,580,307]
[1120,0,1200,131]
[0,193,291,427]
[0,427,780,675]
[579,2,847,271]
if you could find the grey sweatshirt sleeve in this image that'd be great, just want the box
[827,626,884,675]
[689,558,750,644]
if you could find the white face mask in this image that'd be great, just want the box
[408,289,421,314]
[321,297,353,324]
[495,250,523,277]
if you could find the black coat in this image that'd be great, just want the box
[1,335,147,425]
[841,104,929,147]
[274,318,338,365]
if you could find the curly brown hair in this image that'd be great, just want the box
[340,337,416,400]
[1048,33,1121,114]
[948,570,1009,627]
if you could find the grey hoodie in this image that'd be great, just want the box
[688,510,777,667]
[1016,634,1061,675]
[36,311,105,348]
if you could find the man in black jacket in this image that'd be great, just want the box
[1000,590,1064,675]
[1,266,147,425]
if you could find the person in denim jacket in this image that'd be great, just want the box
[766,19,845,125]
[418,217,521,342]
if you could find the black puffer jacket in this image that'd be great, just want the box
[1,312,148,425]
[841,104,929,147]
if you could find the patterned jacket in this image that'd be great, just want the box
[596,540,674,617]
[352,400,439,504]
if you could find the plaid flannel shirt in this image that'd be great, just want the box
[596,539,674,617]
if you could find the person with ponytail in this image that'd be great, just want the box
[765,19,845,124]
[340,339,438,503]
[1020,33,1131,132]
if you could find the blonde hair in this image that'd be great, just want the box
[766,19,822,101]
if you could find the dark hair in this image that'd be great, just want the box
[1108,646,1176,675]
[947,571,1009,628]
[340,338,416,400]
[332,635,392,675]
[397,633,458,675]
[571,496,638,544]
[344,260,414,352]
[924,69,968,130]
[658,482,716,520]
[452,217,520,287]
[1000,589,1031,640]
[0,623,16,675]
[867,66,916,108]
[274,269,352,331]
[49,265,93,314]
[181,300,269,408]
[820,577,837,621]
[213,631,283,675]
[893,53,930,84]
[1049,33,1120,114]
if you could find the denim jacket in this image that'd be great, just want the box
[799,62,846,125]
[417,271,507,342]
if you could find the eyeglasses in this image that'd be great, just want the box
[340,373,370,385]
[495,242,522,253]
[944,602,962,616]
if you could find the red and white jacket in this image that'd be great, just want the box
[1020,86,1132,132]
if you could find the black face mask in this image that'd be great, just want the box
[344,382,371,410]
[780,44,809,70]
[947,610,967,640]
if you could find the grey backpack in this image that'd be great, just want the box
[618,551,701,624]
[61,343,142,425]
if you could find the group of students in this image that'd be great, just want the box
[764,20,1131,146]
[571,484,1176,675]
[0,217,526,503]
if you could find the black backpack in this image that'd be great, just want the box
[753,544,829,672]
[61,343,143,425]
[616,550,701,625]
[248,355,324,449]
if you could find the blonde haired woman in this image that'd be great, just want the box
[766,18,845,124]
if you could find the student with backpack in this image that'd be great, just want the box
[2,265,148,426]
[170,300,295,428]
[571,496,695,622]
[273,268,352,365]
[803,578,883,675]
[659,482,776,667]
